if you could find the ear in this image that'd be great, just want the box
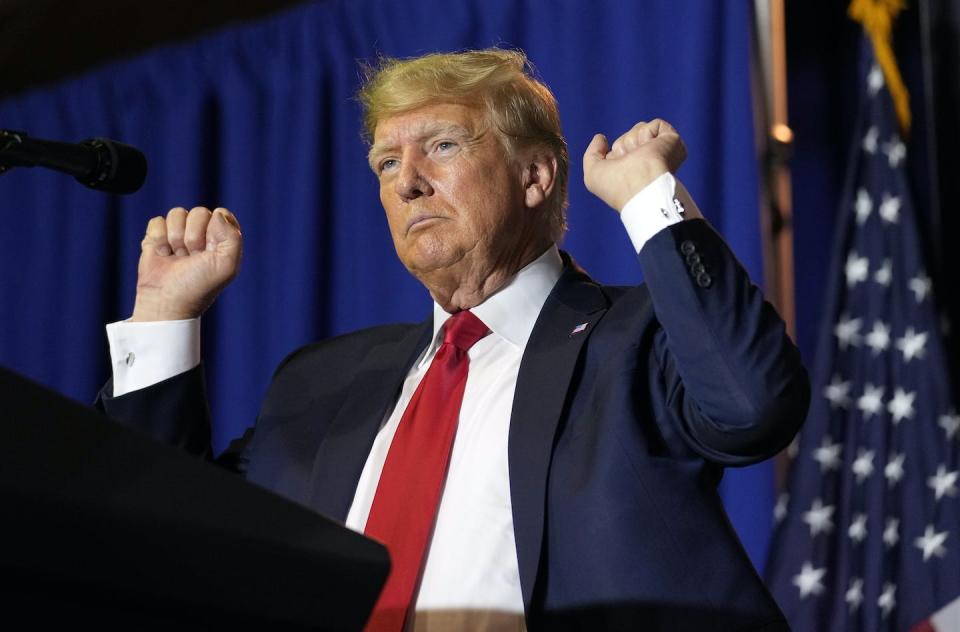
[521,150,558,210]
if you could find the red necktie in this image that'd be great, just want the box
[363,310,490,632]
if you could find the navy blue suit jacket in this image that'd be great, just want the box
[101,219,809,630]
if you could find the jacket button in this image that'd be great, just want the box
[696,272,713,288]
[691,262,706,276]
[686,252,701,266]
[680,240,696,255]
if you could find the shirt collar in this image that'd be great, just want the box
[430,244,563,353]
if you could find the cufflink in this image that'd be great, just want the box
[673,197,686,216]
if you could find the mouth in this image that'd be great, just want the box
[405,214,445,235]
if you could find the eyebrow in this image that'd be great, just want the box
[367,121,473,170]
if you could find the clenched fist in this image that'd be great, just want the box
[130,206,243,322]
[583,119,687,212]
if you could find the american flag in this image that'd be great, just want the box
[764,37,960,631]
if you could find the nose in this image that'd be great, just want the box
[394,155,434,202]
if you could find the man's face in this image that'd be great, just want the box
[369,102,544,285]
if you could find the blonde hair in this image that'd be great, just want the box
[357,48,569,240]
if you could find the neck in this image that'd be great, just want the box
[423,236,553,312]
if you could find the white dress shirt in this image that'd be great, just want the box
[347,245,563,614]
[105,172,699,617]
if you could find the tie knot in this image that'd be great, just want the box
[442,310,489,351]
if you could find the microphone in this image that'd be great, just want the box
[0,129,147,194]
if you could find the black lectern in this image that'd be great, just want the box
[0,367,389,630]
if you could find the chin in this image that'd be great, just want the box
[399,235,464,272]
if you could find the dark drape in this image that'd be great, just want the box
[0,0,775,568]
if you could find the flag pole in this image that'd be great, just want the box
[754,0,797,491]
[754,0,796,342]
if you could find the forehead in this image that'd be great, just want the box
[371,102,487,147]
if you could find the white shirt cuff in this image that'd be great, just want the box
[620,172,700,253]
[106,318,201,397]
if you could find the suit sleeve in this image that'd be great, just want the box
[638,218,810,466]
[96,365,253,473]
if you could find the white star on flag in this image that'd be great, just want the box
[862,126,879,154]
[812,437,843,472]
[855,187,873,222]
[873,258,892,286]
[928,465,959,501]
[857,384,885,419]
[803,498,836,536]
[883,517,900,548]
[895,327,928,362]
[867,65,884,95]
[845,252,869,287]
[914,525,949,562]
[848,513,868,543]
[878,582,897,618]
[835,314,863,349]
[793,562,827,599]
[824,375,851,408]
[940,410,960,440]
[846,577,864,612]
[882,135,906,167]
[865,321,891,354]
[909,274,931,303]
[887,388,916,424]
[884,453,905,486]
[852,449,876,483]
[878,193,900,224]
[774,493,789,523]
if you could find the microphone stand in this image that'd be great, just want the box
[1,129,105,180]
[0,129,147,193]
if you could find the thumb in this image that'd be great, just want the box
[207,208,242,255]
[583,133,609,189]
[583,133,609,166]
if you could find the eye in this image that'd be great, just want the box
[379,158,399,173]
[435,141,457,153]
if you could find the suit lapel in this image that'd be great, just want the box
[509,264,609,608]
[309,320,433,521]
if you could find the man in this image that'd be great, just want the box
[100,49,809,631]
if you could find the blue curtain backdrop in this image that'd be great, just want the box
[0,1,776,570]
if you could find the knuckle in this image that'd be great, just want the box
[184,229,204,245]
[167,225,184,241]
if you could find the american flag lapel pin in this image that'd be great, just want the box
[570,322,588,336]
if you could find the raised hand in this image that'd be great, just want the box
[583,119,687,212]
[130,206,243,322]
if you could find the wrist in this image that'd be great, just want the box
[131,293,200,322]
[616,163,670,212]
